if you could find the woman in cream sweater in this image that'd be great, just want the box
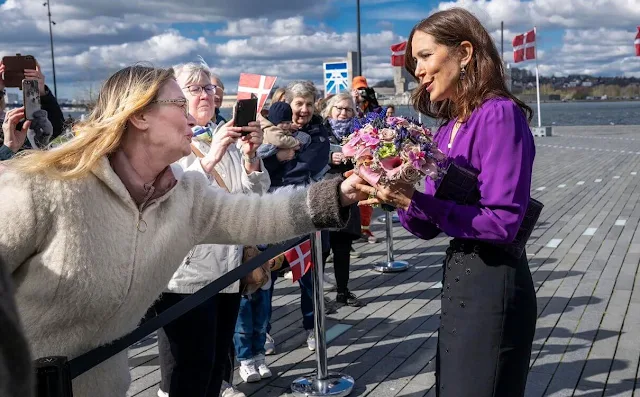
[0,65,365,397]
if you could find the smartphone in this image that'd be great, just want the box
[2,54,37,88]
[22,79,41,120]
[330,144,343,153]
[233,97,258,132]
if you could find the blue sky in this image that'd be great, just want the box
[0,0,638,100]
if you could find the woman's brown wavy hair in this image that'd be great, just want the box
[405,8,532,123]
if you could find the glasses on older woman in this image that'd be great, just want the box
[151,98,189,118]
[184,84,218,97]
[334,106,354,114]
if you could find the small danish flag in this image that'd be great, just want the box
[513,29,536,63]
[237,73,277,112]
[284,239,313,283]
[390,41,407,67]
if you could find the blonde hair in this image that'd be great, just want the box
[7,65,175,179]
[321,92,356,119]
[271,87,286,103]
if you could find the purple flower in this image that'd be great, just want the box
[407,150,426,169]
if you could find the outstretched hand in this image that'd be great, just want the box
[338,170,370,207]
[354,180,416,211]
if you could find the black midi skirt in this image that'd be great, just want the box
[436,238,537,397]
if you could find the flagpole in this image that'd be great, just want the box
[356,0,362,75]
[291,232,355,397]
[534,26,542,128]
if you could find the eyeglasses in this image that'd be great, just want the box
[184,84,218,96]
[151,98,189,118]
[334,106,354,114]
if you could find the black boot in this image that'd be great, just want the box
[336,290,366,307]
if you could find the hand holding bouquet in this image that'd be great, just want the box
[341,110,445,191]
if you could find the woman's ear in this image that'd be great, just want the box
[128,111,150,131]
[459,40,474,67]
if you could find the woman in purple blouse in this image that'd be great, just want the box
[357,8,537,397]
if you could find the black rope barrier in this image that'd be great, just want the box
[34,236,305,397]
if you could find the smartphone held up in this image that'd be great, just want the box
[22,79,41,121]
[233,94,258,134]
[2,54,37,88]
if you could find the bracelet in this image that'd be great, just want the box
[243,153,259,164]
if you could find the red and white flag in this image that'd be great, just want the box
[513,29,536,63]
[284,239,313,283]
[237,73,277,111]
[635,26,640,57]
[391,41,407,67]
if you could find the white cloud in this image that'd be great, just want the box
[14,0,333,22]
[434,0,640,30]
[1,0,638,100]
[215,16,309,37]
[216,30,402,59]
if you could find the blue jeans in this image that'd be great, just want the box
[234,288,271,361]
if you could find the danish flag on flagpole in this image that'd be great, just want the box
[390,41,407,67]
[635,27,640,56]
[237,73,278,111]
[513,29,536,63]
[284,239,313,283]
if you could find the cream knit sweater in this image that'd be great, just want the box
[0,156,347,397]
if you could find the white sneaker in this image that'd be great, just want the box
[254,354,272,378]
[157,390,169,397]
[220,381,246,397]
[306,330,316,351]
[323,273,336,291]
[239,359,261,383]
[264,333,276,355]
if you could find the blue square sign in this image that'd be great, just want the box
[323,62,349,96]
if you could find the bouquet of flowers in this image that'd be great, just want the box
[341,110,445,188]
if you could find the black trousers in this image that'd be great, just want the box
[323,231,354,293]
[436,239,537,397]
[154,292,241,397]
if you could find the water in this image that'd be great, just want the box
[392,101,640,127]
[64,100,640,128]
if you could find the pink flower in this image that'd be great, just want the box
[408,150,426,169]
[342,133,363,158]
[357,164,382,186]
[361,133,380,148]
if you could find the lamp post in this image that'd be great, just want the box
[356,0,362,76]
[43,1,58,97]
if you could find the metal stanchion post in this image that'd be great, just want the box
[291,231,354,397]
[376,211,400,224]
[373,210,409,272]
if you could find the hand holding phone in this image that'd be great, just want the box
[22,79,42,121]
[233,96,258,133]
